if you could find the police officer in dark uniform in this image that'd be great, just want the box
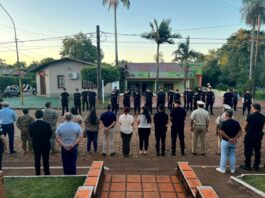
[183,88,189,109]
[133,89,141,115]
[198,87,203,98]
[157,88,166,112]
[73,88,81,114]
[243,90,252,116]
[186,88,194,111]
[89,90,96,111]
[201,89,206,103]
[60,88,69,116]
[114,86,120,97]
[205,86,215,115]
[193,89,200,110]
[145,88,153,114]
[232,89,239,111]
[123,89,131,109]
[173,89,181,104]
[167,89,174,111]
[111,90,118,114]
[81,88,89,111]
[223,88,233,107]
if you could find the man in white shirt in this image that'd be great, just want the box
[190,101,209,155]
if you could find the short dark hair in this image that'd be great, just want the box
[45,102,51,108]
[107,104,111,110]
[35,110,43,119]
[225,110,233,118]
[76,88,79,91]
[252,103,261,112]
[70,107,78,115]
[174,100,181,105]
[124,106,130,113]
[22,108,29,114]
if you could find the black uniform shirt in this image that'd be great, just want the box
[220,119,241,141]
[187,91,194,101]
[145,92,153,103]
[167,91,174,103]
[81,91,88,100]
[153,112,168,132]
[244,93,252,104]
[61,92,69,103]
[123,92,131,104]
[89,92,96,102]
[223,92,233,105]
[174,93,181,101]
[133,92,141,104]
[111,94,118,104]
[74,92,81,103]
[206,91,215,103]
[246,112,265,137]
[157,91,166,103]
[170,107,186,128]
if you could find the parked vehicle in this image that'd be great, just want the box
[4,85,20,97]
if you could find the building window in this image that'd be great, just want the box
[57,75,65,88]
[82,80,97,89]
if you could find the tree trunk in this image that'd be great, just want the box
[114,5,119,67]
[155,44,160,92]
[249,23,255,81]
[253,15,261,98]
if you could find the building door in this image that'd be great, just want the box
[39,72,46,95]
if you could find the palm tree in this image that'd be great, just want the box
[101,0,130,67]
[172,36,199,90]
[142,19,181,91]
[241,0,265,82]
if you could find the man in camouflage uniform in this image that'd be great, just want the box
[16,108,34,154]
[42,102,58,154]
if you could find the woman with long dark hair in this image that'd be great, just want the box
[84,109,99,153]
[137,106,152,154]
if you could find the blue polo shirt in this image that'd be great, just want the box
[56,121,82,145]
[0,107,17,125]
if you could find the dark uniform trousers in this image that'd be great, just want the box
[233,100,238,111]
[120,132,132,157]
[146,102,152,114]
[74,102,81,114]
[171,126,185,154]
[34,148,50,175]
[89,100,96,111]
[61,102,69,116]
[2,123,15,154]
[82,99,89,111]
[244,134,263,168]
[243,103,251,115]
[134,102,140,115]
[155,129,166,155]
[206,102,214,115]
[61,145,78,175]
[187,100,193,111]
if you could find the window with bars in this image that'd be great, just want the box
[57,75,65,88]
[82,80,97,89]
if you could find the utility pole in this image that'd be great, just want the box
[96,25,102,103]
[0,3,23,105]
[253,15,261,98]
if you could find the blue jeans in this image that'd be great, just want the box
[219,139,236,171]
[2,123,15,153]
[61,145,78,175]
[86,131,98,152]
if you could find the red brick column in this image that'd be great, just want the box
[0,171,4,198]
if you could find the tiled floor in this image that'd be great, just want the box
[100,174,186,198]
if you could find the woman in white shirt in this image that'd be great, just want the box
[119,107,134,157]
[137,106,152,154]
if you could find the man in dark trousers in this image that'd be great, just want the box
[193,89,200,110]
[60,88,70,116]
[170,100,187,156]
[29,110,52,175]
[167,89,174,111]
[223,88,233,107]
[232,89,239,111]
[183,88,189,109]
[145,88,153,114]
[123,89,131,109]
[89,90,96,111]
[173,89,181,104]
[81,88,89,111]
[243,90,252,116]
[240,103,265,171]
[133,89,141,115]
[205,86,215,115]
[153,105,169,156]
[111,90,119,114]
[186,88,194,111]
[157,88,166,112]
[73,88,81,114]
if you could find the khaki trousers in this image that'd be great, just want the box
[217,135,222,154]
[192,126,206,154]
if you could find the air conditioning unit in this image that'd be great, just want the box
[68,72,79,80]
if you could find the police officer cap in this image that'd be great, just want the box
[223,104,231,110]
[197,101,205,105]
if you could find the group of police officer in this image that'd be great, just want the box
[60,88,97,115]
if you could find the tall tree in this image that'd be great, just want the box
[241,0,265,83]
[102,0,130,67]
[60,32,103,63]
[172,36,199,90]
[142,19,181,91]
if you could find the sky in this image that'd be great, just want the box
[0,0,247,65]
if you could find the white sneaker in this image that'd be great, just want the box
[139,150,142,154]
[143,150,147,154]
[231,170,236,174]
[216,167,226,173]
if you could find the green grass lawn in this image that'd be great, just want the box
[4,176,86,198]
[241,175,265,192]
